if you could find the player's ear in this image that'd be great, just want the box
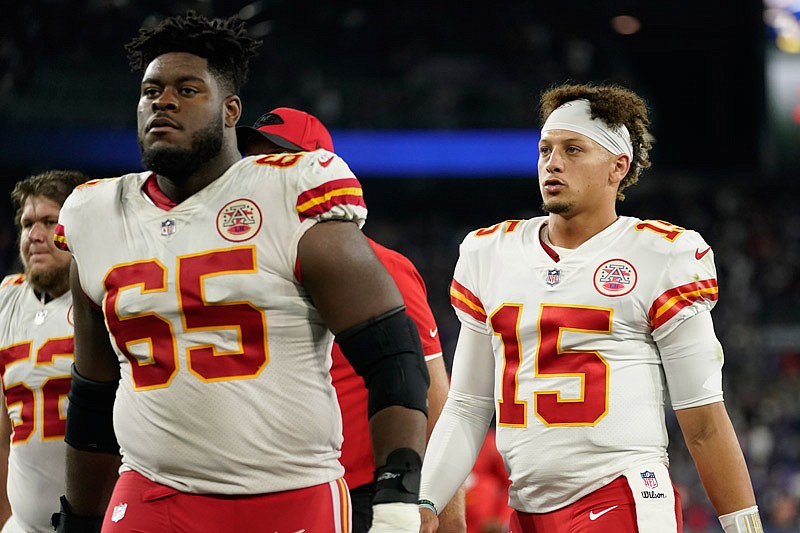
[223,95,242,128]
[609,154,630,185]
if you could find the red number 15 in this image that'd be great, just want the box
[490,304,611,427]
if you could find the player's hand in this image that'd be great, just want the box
[369,502,420,533]
[419,507,439,533]
[435,487,467,533]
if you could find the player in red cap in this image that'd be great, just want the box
[236,107,334,153]
[238,107,467,533]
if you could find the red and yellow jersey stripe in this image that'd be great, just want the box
[296,178,365,221]
[0,273,25,288]
[450,279,487,323]
[649,278,718,330]
[54,223,69,252]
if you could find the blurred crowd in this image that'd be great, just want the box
[0,1,659,131]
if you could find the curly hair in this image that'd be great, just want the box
[12,170,91,229]
[539,82,653,201]
[125,11,262,95]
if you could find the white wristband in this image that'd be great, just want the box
[369,502,420,533]
[718,505,763,533]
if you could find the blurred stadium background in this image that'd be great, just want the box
[1,1,799,531]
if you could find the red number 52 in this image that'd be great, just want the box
[1,338,73,443]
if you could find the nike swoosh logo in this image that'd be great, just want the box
[589,505,618,521]
[319,156,335,168]
[695,247,712,260]
[429,327,438,337]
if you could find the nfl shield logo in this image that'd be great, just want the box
[546,268,561,286]
[161,219,176,237]
[111,502,127,523]
[641,470,658,489]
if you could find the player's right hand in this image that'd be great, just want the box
[369,502,421,533]
[419,507,440,533]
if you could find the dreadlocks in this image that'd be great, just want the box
[125,11,262,95]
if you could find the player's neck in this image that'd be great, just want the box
[32,285,66,303]
[546,211,619,249]
[155,150,241,204]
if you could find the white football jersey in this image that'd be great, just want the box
[0,274,74,532]
[56,151,366,494]
[449,216,720,512]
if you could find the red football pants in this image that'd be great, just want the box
[101,470,351,532]
[508,476,683,533]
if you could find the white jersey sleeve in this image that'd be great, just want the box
[0,275,74,532]
[645,224,718,339]
[419,326,495,512]
[55,152,368,495]
[658,311,724,409]
[640,223,724,408]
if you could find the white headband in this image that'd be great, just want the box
[541,99,633,158]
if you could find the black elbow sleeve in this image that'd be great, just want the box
[64,364,120,454]
[336,307,430,418]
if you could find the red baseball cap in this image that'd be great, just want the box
[236,107,334,154]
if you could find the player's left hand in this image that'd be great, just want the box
[419,507,439,533]
[435,487,467,533]
[369,502,421,533]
